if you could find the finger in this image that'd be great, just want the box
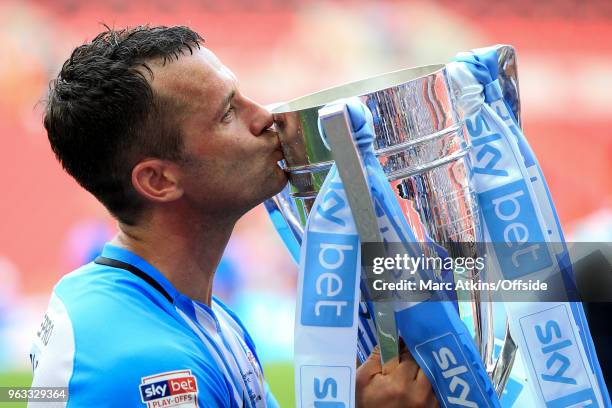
[398,347,412,369]
[416,366,439,408]
[412,369,436,408]
[415,367,432,388]
[398,338,414,365]
[425,388,439,408]
[396,338,420,380]
[357,346,383,379]
[391,344,420,383]
[394,356,420,384]
[381,354,400,375]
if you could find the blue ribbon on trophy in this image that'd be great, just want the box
[292,162,361,408]
[448,47,611,407]
[264,45,611,407]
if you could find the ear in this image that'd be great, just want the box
[131,159,184,203]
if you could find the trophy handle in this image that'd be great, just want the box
[471,44,521,128]
[456,45,521,395]
[491,321,518,396]
[495,44,522,129]
[493,44,521,395]
[264,185,304,245]
[319,103,400,365]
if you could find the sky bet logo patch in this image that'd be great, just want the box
[140,369,198,407]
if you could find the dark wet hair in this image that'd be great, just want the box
[44,25,203,224]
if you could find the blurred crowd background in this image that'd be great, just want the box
[1,0,611,406]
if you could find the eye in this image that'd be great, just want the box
[222,106,235,123]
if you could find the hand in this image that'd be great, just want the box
[355,344,438,408]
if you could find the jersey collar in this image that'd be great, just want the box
[99,243,180,302]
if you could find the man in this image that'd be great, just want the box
[31,25,437,407]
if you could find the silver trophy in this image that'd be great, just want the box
[266,45,521,394]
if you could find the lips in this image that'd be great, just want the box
[268,128,286,163]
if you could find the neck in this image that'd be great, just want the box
[111,207,237,306]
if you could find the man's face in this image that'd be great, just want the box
[149,47,287,217]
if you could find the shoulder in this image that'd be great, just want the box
[31,265,234,407]
[50,263,186,363]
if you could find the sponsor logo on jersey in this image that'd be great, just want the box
[140,369,198,407]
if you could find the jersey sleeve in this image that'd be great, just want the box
[29,292,74,408]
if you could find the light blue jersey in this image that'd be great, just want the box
[30,244,280,408]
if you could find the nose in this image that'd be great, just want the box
[246,96,274,135]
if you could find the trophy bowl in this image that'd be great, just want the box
[271,63,476,244]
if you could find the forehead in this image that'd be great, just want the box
[148,47,235,118]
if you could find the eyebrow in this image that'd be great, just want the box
[216,90,235,121]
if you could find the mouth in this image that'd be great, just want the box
[267,128,286,163]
